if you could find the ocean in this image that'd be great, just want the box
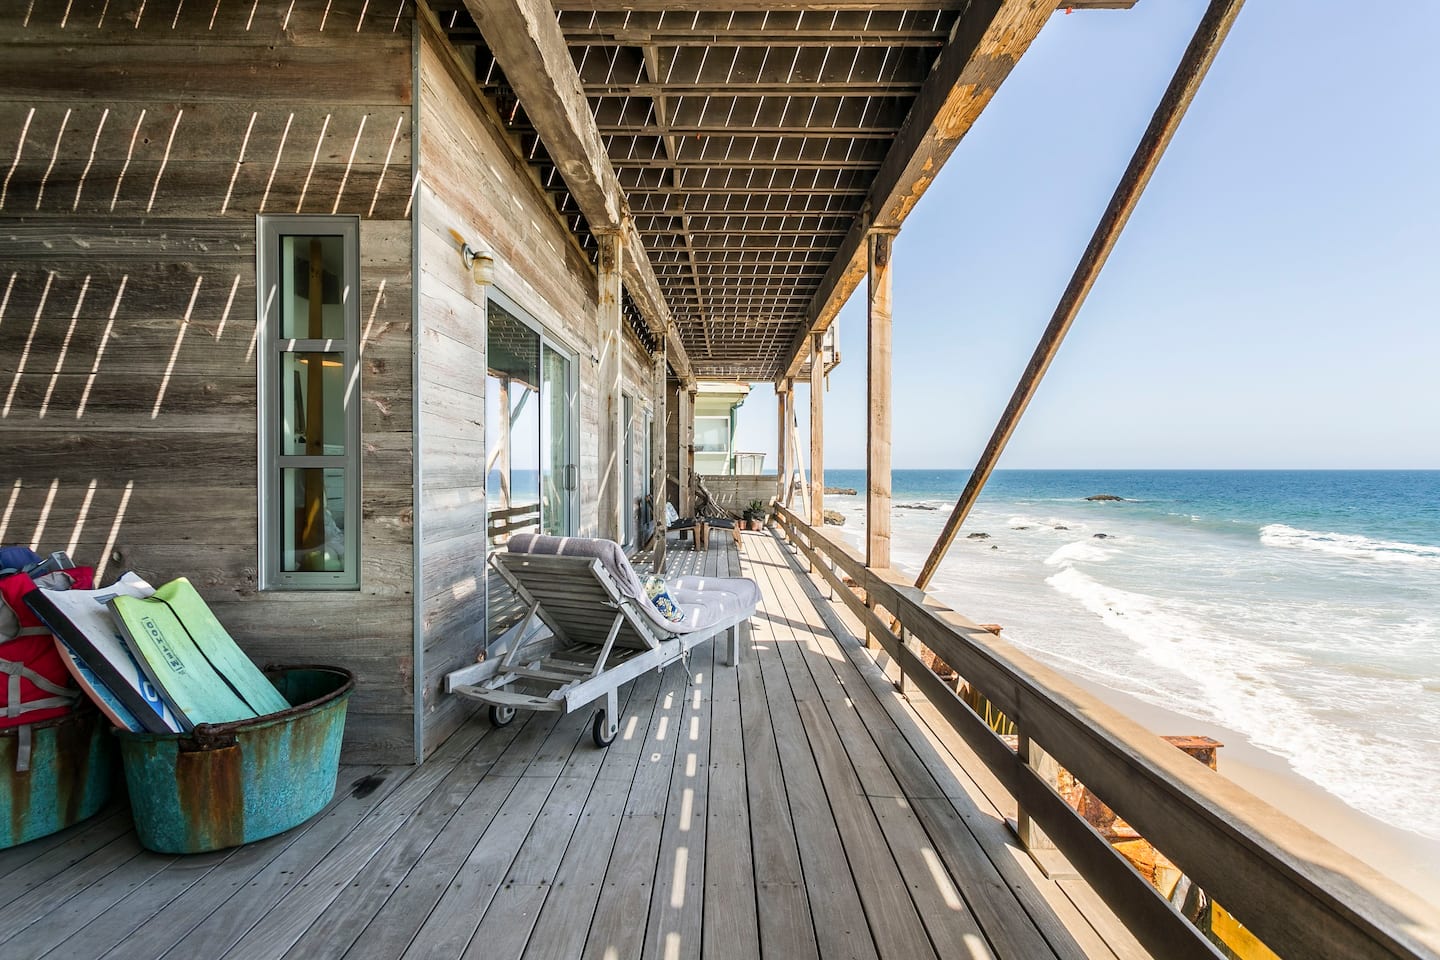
[818,469,1440,841]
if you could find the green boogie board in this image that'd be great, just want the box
[108,578,290,729]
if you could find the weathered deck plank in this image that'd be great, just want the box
[701,544,763,960]
[749,543,941,960]
[640,603,716,960]
[519,668,667,960]
[3,531,1149,960]
[749,549,883,960]
[765,530,1144,960]
[580,636,691,959]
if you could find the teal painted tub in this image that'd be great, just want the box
[115,666,354,854]
[1,705,116,849]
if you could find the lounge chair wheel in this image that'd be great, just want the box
[592,709,616,748]
[489,705,516,727]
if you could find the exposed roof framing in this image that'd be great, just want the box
[439,0,1134,380]
[457,0,693,384]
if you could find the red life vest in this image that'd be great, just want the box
[0,567,94,733]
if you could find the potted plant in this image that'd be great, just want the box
[743,499,767,531]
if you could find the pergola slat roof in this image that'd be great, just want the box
[438,0,1134,380]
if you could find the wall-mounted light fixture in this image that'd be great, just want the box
[448,229,496,286]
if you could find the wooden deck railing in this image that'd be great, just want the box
[487,503,540,544]
[773,503,1440,960]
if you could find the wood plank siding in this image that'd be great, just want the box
[0,2,670,763]
[414,9,668,756]
[0,1,418,762]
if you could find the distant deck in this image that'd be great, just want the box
[0,532,1145,960]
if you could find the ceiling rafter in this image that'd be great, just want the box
[441,0,1133,380]
[459,0,695,385]
[777,0,1059,381]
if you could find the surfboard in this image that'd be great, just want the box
[25,572,184,734]
[108,577,288,728]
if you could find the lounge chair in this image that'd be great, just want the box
[445,534,759,747]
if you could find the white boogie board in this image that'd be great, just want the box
[25,572,184,734]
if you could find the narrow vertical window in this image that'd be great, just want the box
[257,216,361,589]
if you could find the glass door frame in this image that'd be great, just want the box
[485,287,579,540]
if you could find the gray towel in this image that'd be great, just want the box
[506,534,759,635]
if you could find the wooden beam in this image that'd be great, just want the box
[916,0,1247,591]
[579,82,922,97]
[551,0,1134,10]
[463,0,691,388]
[678,386,695,515]
[591,94,913,131]
[808,332,825,529]
[777,0,1054,383]
[596,231,625,541]
[651,348,667,567]
[621,212,694,388]
[463,0,623,226]
[775,383,789,506]
[866,232,894,571]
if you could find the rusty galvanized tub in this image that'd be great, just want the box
[115,666,353,854]
[1,705,116,849]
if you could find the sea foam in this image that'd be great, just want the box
[1260,524,1440,566]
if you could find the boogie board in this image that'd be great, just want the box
[26,572,184,734]
[108,577,289,728]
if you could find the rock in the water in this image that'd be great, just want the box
[1055,525,1069,531]
[966,532,990,540]
[825,486,857,496]
[823,509,846,526]
[897,503,937,511]
[991,545,999,550]
[1093,533,1111,539]
[1012,525,1031,530]
[1086,493,1126,502]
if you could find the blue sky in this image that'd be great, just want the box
[731,0,1440,471]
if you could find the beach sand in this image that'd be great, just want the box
[1066,674,1440,911]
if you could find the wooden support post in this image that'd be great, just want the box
[651,349,667,569]
[867,231,894,572]
[596,231,624,542]
[790,407,809,521]
[775,383,788,507]
[678,386,695,516]
[1017,733,1071,877]
[809,332,825,529]
[915,0,1246,592]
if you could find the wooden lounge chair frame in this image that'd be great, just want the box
[445,552,749,747]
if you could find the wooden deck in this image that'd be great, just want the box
[0,531,1146,960]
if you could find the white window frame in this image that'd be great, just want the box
[485,287,580,541]
[694,415,731,455]
[256,215,362,590]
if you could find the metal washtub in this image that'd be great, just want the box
[1,704,116,849]
[115,666,354,854]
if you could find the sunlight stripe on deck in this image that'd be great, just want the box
[0,532,1144,960]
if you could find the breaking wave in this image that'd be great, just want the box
[1260,524,1440,566]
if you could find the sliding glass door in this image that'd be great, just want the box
[621,395,652,548]
[485,293,577,640]
[486,294,576,545]
[540,344,573,537]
